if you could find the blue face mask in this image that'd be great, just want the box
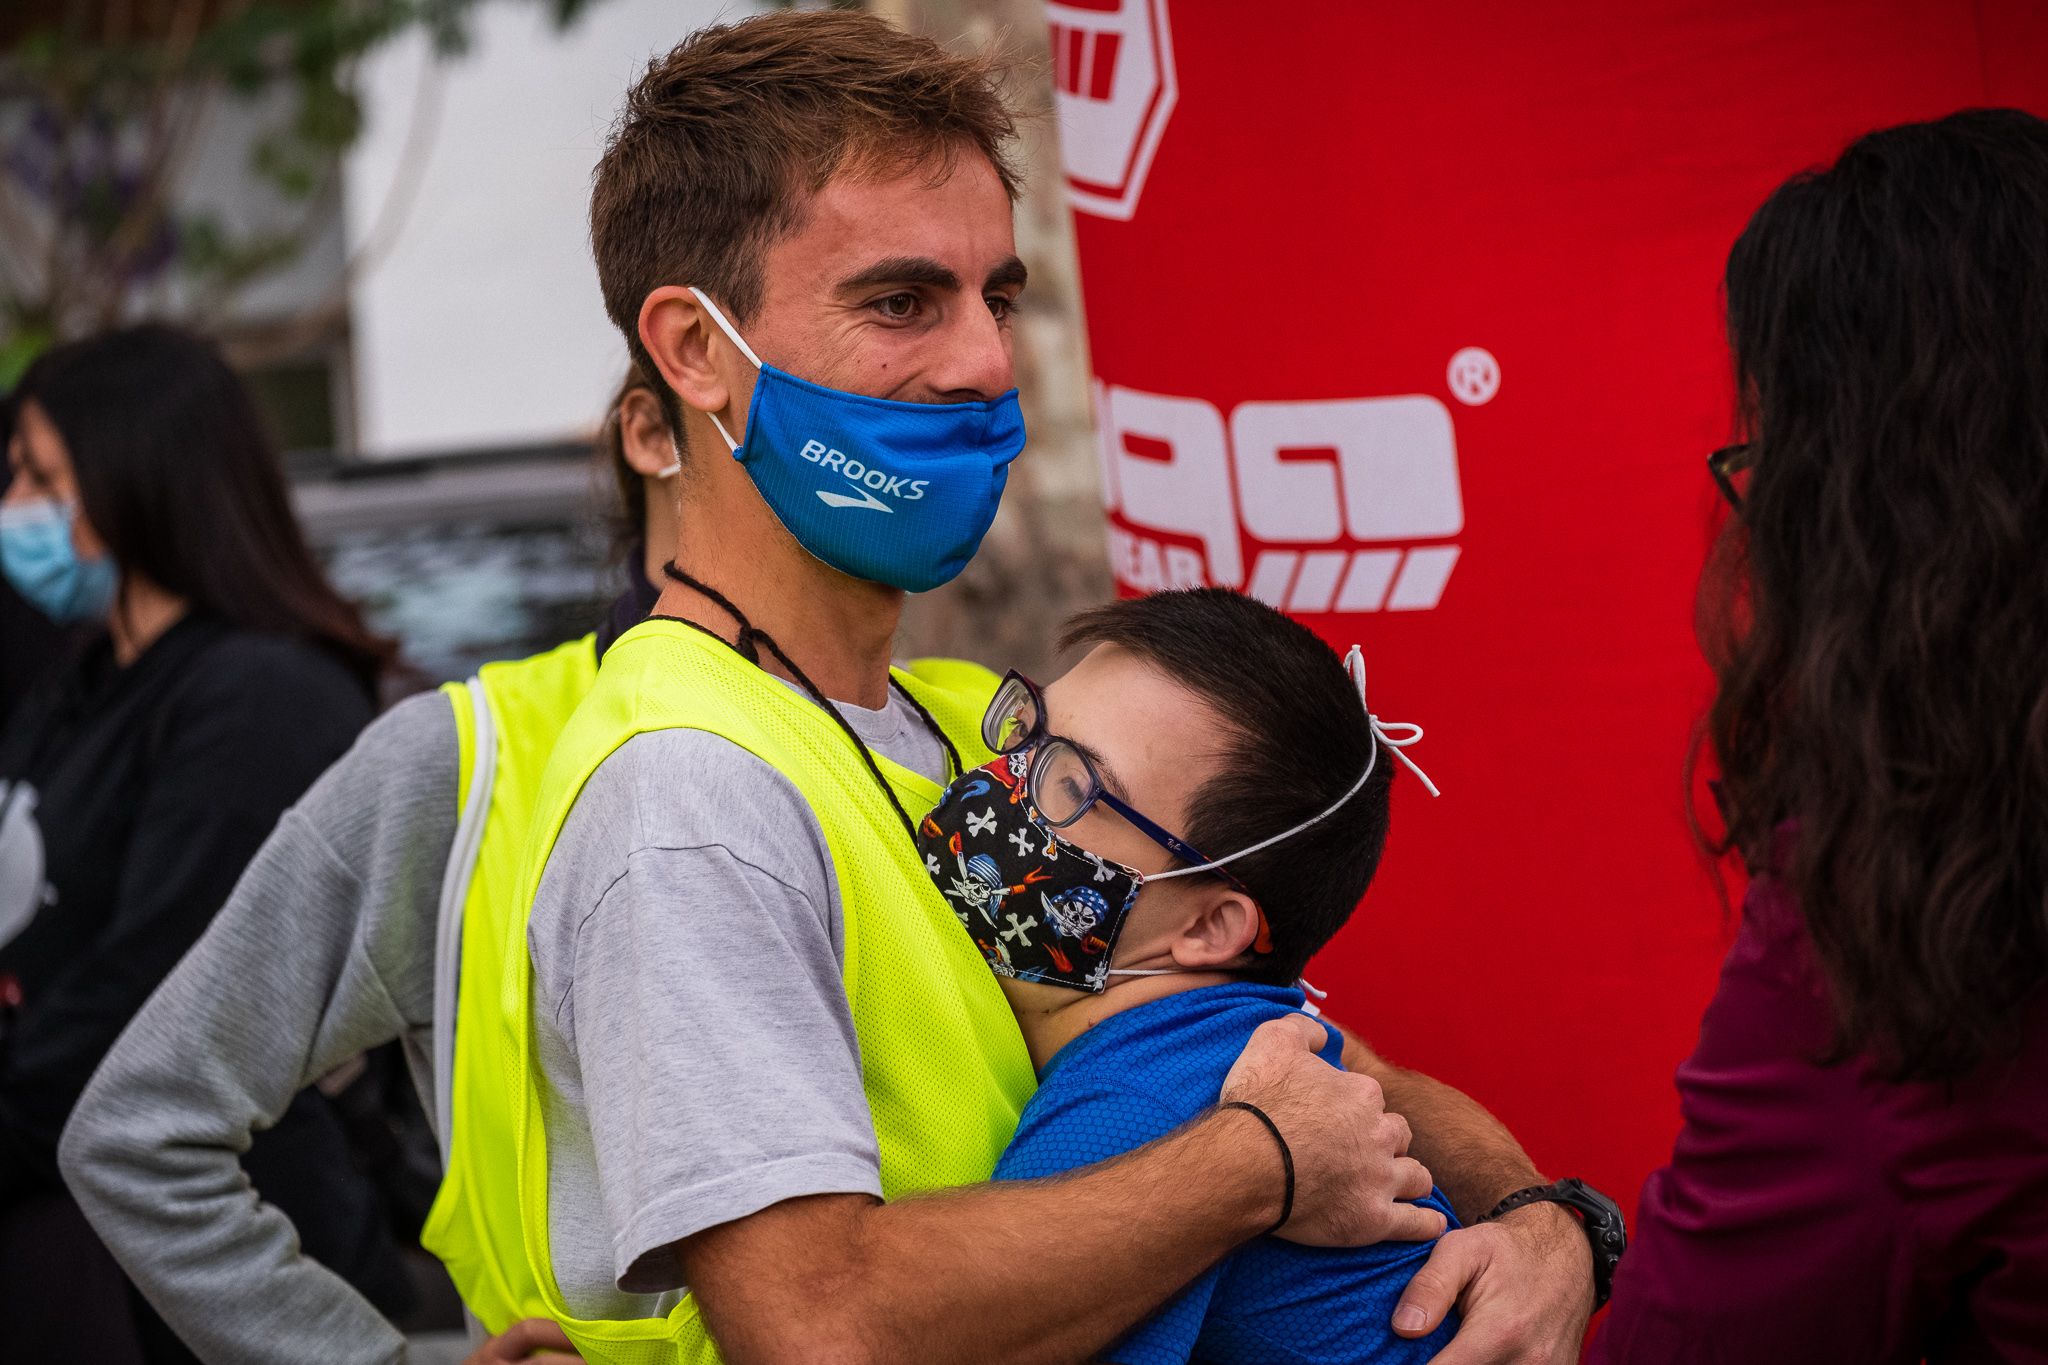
[689,288,1026,593]
[0,497,117,623]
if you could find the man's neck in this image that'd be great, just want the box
[640,495,680,592]
[1002,969,1239,1074]
[659,498,904,709]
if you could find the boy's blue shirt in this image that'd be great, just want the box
[993,981,1459,1365]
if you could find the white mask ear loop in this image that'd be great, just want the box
[1144,644,1439,884]
[685,286,763,455]
[656,439,682,481]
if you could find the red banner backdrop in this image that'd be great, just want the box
[1046,0,2048,1224]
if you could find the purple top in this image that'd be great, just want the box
[1591,874,2048,1365]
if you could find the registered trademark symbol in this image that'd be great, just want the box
[1446,347,1500,406]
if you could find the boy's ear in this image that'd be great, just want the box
[1170,888,1265,970]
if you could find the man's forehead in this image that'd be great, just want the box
[771,158,1018,280]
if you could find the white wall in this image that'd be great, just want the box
[172,87,349,329]
[343,0,760,459]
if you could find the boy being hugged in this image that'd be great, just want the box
[919,587,1457,1365]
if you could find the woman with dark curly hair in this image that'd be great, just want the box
[1593,109,2048,1363]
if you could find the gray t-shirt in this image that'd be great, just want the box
[526,687,948,1319]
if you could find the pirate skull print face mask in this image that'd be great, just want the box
[916,644,1443,994]
[916,747,1144,993]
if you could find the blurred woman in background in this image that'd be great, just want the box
[60,361,677,1364]
[0,324,402,1361]
[0,398,75,728]
[1595,109,2048,1362]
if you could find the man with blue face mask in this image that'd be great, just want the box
[466,12,1600,1365]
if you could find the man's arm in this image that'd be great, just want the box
[59,695,456,1365]
[545,739,1435,1365]
[1339,1029,1537,1225]
[1339,1026,1594,1365]
[682,1014,1440,1365]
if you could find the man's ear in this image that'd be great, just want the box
[638,286,732,418]
[1171,888,1265,971]
[615,386,678,480]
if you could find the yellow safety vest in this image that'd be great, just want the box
[431,619,1034,1361]
[422,635,600,1329]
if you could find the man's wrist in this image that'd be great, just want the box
[1196,1104,1292,1241]
[1493,1200,1596,1309]
[1217,1101,1294,1234]
[1495,1198,1578,1242]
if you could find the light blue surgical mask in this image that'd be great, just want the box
[689,288,1026,593]
[0,497,118,623]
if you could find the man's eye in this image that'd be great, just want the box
[873,293,919,321]
[987,295,1016,321]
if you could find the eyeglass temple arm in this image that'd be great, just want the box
[1093,789,1249,892]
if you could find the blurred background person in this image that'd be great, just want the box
[593,365,674,645]
[61,364,673,1365]
[0,399,80,897]
[0,398,76,728]
[1593,108,2048,1363]
[0,324,407,1362]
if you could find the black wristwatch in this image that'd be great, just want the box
[1478,1177,1627,1309]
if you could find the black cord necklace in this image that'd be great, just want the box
[654,563,960,844]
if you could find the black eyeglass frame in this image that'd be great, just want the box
[985,670,1253,897]
[1708,442,1753,509]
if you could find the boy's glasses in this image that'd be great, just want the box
[983,670,1254,900]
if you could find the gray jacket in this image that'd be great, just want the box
[59,692,458,1365]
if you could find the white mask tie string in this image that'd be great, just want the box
[1145,643,1438,883]
[1345,644,1440,798]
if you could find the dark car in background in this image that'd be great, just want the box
[293,442,622,689]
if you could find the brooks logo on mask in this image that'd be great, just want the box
[690,287,1020,591]
[801,438,929,511]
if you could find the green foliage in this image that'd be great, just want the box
[0,0,609,359]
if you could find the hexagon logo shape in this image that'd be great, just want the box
[1047,0,1178,222]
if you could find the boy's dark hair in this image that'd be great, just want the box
[590,10,1020,444]
[1059,589,1394,985]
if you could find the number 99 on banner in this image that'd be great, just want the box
[1092,381,1468,616]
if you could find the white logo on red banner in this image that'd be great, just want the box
[1446,347,1502,406]
[1092,381,1468,614]
[1047,0,1178,221]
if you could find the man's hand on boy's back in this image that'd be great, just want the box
[1394,1206,1593,1365]
[670,999,1437,1365]
[1336,1024,1598,1364]
[1220,1012,1446,1245]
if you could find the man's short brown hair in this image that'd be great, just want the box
[590,11,1021,437]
